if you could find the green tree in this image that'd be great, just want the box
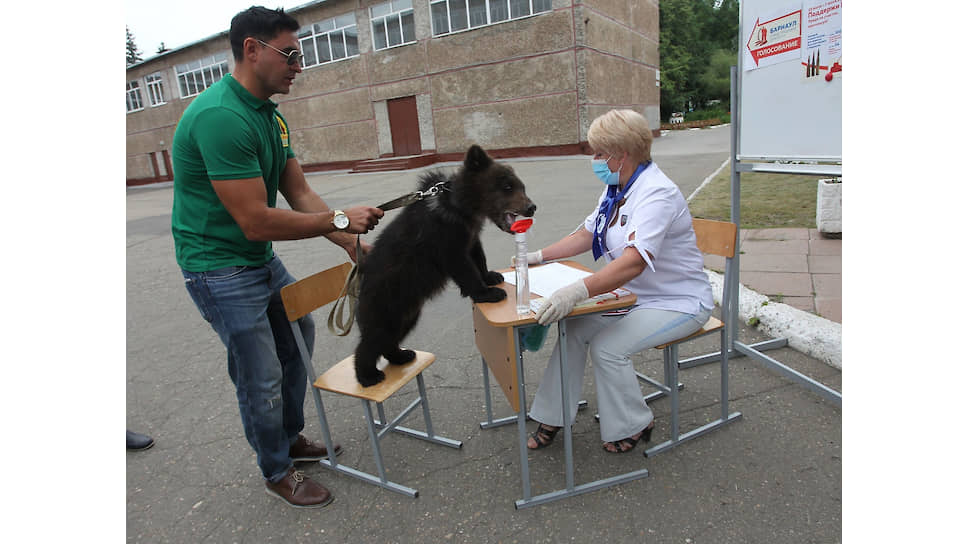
[660,0,738,120]
[659,0,704,119]
[702,0,740,51]
[699,48,734,105]
[126,26,143,66]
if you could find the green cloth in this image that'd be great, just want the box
[521,323,550,352]
[171,74,296,272]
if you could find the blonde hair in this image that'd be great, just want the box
[587,109,653,163]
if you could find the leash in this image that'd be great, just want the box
[326,237,364,336]
[376,180,449,212]
[326,181,450,336]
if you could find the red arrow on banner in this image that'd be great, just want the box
[746,10,802,66]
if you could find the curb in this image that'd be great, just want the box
[705,270,842,370]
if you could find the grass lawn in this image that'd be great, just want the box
[687,168,819,229]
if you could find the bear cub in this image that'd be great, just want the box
[353,145,536,386]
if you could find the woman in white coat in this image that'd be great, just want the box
[527,109,714,453]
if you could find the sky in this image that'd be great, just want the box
[126,0,314,61]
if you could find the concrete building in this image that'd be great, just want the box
[125,0,660,185]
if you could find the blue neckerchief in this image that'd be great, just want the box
[592,161,650,260]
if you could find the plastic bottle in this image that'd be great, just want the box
[510,218,534,316]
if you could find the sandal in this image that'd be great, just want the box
[527,423,561,450]
[603,422,654,454]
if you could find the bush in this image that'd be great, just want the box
[686,107,730,122]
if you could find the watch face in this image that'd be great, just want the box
[334,212,350,229]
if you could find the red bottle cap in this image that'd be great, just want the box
[510,219,533,233]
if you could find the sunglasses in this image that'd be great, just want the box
[256,39,303,66]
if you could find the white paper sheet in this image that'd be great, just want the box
[502,262,632,301]
[501,262,592,297]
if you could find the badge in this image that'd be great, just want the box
[596,213,607,234]
[275,115,290,148]
[620,214,628,226]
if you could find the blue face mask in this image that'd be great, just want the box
[591,156,621,186]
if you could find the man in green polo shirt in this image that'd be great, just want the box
[172,6,383,509]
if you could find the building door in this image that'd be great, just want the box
[387,96,421,156]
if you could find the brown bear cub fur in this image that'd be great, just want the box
[353,145,536,387]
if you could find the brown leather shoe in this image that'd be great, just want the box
[265,467,334,508]
[289,434,343,462]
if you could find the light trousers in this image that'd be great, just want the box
[529,306,711,442]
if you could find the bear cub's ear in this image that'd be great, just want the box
[464,144,493,172]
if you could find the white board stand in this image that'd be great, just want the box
[691,1,844,407]
[726,66,841,407]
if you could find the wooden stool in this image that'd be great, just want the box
[280,263,462,497]
[636,219,743,457]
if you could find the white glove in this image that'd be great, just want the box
[535,280,589,326]
[510,250,543,267]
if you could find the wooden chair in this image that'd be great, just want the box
[639,218,743,457]
[280,262,462,498]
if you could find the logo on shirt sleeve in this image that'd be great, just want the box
[275,114,289,148]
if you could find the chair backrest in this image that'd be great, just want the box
[280,261,353,322]
[692,218,737,258]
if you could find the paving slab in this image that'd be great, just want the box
[808,255,841,274]
[740,239,810,255]
[808,238,842,256]
[739,272,815,298]
[739,254,809,273]
[780,295,816,313]
[743,228,809,241]
[814,298,842,324]
[812,274,842,298]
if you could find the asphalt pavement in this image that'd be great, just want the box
[126,124,841,543]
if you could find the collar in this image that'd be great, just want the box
[609,161,650,199]
[223,74,278,112]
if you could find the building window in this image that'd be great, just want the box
[431,0,551,36]
[299,12,360,68]
[145,72,166,106]
[175,52,229,99]
[126,80,144,113]
[370,0,415,51]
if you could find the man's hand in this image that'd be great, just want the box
[341,206,384,234]
[342,238,374,264]
[534,280,589,326]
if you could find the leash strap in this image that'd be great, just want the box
[377,192,421,211]
[326,237,362,336]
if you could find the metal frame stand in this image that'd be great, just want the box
[722,65,842,407]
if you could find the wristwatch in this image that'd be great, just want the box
[332,209,350,230]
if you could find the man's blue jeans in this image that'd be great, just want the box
[182,256,314,483]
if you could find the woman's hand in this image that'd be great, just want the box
[510,250,544,267]
[535,280,589,325]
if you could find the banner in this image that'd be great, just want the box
[744,4,803,71]
[801,1,842,81]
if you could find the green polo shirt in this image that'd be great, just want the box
[171,74,295,272]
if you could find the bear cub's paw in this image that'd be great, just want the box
[483,270,504,286]
[471,287,507,303]
[356,367,386,387]
[387,349,416,366]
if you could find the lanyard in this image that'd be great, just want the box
[592,161,649,260]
